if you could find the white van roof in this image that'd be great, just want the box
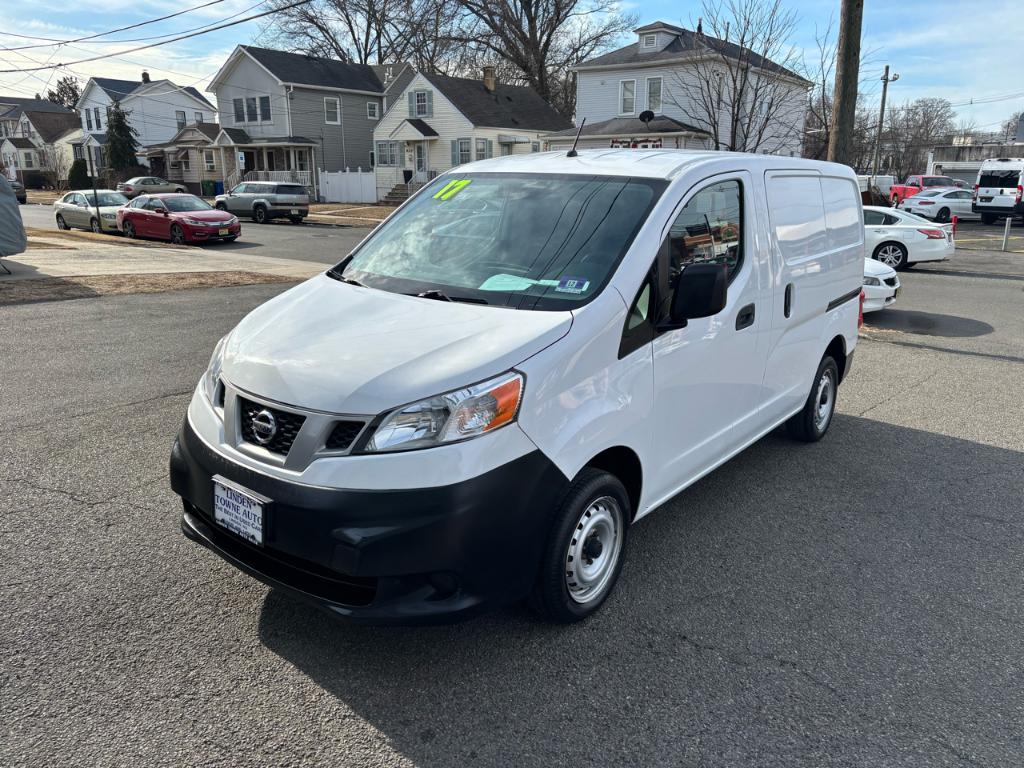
[465,149,855,181]
[979,157,1024,166]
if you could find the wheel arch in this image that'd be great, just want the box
[825,334,848,382]
[581,445,643,521]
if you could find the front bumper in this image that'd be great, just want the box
[185,223,241,242]
[170,420,567,624]
[863,277,899,312]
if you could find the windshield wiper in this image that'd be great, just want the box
[326,267,367,288]
[413,289,489,305]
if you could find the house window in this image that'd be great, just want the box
[367,102,379,120]
[175,110,186,129]
[180,153,190,171]
[458,138,471,165]
[295,150,308,172]
[475,138,487,160]
[620,79,636,114]
[94,107,102,130]
[531,142,540,153]
[232,98,245,123]
[23,152,33,169]
[642,34,657,48]
[85,109,93,131]
[245,97,258,123]
[647,77,663,113]
[195,111,203,123]
[324,97,341,125]
[375,141,399,166]
[73,145,84,160]
[259,96,271,122]
[415,91,428,117]
[204,150,215,171]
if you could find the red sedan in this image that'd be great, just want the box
[117,193,241,245]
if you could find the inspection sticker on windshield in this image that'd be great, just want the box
[555,276,590,294]
[433,179,471,200]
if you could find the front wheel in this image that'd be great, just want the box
[786,355,839,442]
[253,205,268,224]
[90,218,101,234]
[170,224,186,245]
[215,202,227,211]
[529,468,629,623]
[123,221,136,239]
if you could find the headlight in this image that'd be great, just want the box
[863,276,881,286]
[365,372,523,452]
[101,213,116,220]
[203,335,228,405]
[182,217,212,226]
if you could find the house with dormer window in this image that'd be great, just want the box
[546,21,810,155]
[373,66,570,202]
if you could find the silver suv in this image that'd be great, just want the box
[214,181,310,224]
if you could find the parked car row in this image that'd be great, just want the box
[889,159,1023,225]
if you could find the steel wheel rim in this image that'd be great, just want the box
[564,495,623,605]
[814,369,835,431]
[877,246,902,267]
[91,219,100,233]
[171,227,184,244]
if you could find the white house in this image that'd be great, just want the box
[547,21,809,155]
[76,71,217,175]
[373,67,571,202]
[0,100,81,184]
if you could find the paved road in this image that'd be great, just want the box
[2,248,1023,766]
[17,203,375,265]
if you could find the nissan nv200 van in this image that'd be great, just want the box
[170,150,864,625]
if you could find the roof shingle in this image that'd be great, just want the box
[420,72,570,132]
[241,46,389,93]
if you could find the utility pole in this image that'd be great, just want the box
[827,0,864,166]
[871,66,899,179]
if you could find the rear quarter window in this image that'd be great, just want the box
[274,185,307,195]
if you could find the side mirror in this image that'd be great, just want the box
[160,209,169,216]
[660,263,728,330]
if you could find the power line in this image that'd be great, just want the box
[0,0,313,73]
[0,0,233,51]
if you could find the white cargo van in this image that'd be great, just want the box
[170,150,864,625]
[973,158,1024,224]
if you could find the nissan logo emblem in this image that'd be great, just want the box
[251,409,278,445]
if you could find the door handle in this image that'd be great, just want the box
[784,283,794,318]
[735,303,755,330]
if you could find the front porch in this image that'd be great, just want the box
[213,129,318,197]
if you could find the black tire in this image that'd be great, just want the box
[215,202,227,211]
[253,205,268,224]
[90,217,101,234]
[935,207,950,223]
[289,215,304,225]
[170,224,186,245]
[872,241,908,270]
[55,214,67,230]
[175,187,186,194]
[981,213,997,225]
[786,355,840,443]
[123,221,136,239]
[529,468,630,624]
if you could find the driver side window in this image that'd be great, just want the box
[144,199,166,212]
[666,179,744,286]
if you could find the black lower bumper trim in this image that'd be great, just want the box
[170,420,568,624]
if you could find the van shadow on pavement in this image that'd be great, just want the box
[257,415,1024,767]
[865,308,993,338]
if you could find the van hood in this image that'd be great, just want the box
[222,273,573,415]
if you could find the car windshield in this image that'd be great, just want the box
[335,173,665,310]
[164,195,213,212]
[84,192,128,206]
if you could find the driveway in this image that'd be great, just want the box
[1,248,1022,767]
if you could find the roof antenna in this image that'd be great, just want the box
[566,118,586,157]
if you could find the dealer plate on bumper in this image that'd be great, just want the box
[213,476,269,546]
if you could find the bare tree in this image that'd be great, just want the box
[40,146,72,191]
[1001,111,1023,142]
[879,97,956,180]
[665,0,808,154]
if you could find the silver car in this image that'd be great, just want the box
[214,181,309,224]
[54,189,129,233]
[117,176,187,198]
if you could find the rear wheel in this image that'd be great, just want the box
[529,468,629,623]
[786,355,839,443]
[55,214,68,230]
[123,221,136,239]
[289,215,304,225]
[170,224,186,245]
[214,202,227,211]
[981,213,997,225]
[873,241,908,270]
[935,207,951,223]
[253,205,268,224]
[174,187,186,194]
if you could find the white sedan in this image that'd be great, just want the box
[900,187,978,223]
[863,206,955,270]
[863,257,899,313]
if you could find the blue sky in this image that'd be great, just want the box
[1,0,1021,130]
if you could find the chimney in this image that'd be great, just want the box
[483,65,497,93]
[141,70,151,84]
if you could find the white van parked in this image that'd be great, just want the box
[973,158,1024,224]
[170,150,864,624]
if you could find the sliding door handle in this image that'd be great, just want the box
[784,283,794,318]
[735,303,755,330]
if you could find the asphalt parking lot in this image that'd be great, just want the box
[2,249,1023,767]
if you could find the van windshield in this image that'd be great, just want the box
[979,170,1022,189]
[334,173,665,310]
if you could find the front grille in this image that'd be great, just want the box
[325,420,364,451]
[884,277,898,287]
[238,397,305,455]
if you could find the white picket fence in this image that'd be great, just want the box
[319,168,376,203]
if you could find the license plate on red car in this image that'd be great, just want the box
[218,228,229,236]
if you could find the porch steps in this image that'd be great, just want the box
[382,182,424,205]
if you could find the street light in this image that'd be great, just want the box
[871,66,899,180]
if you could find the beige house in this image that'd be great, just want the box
[141,123,223,194]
